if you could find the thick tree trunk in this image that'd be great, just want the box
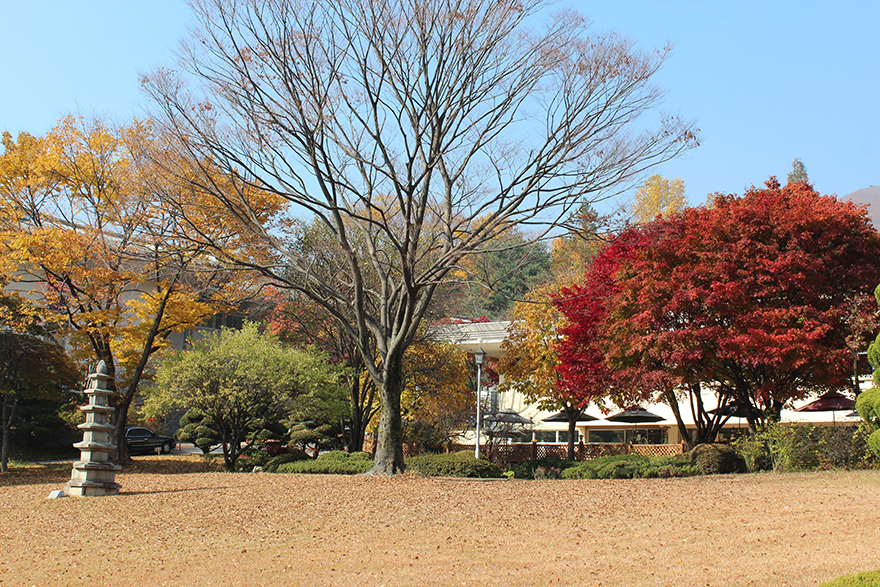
[368,353,406,475]
[566,414,577,461]
[112,402,131,463]
[1,387,18,473]
[663,388,693,449]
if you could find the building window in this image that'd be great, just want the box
[589,428,666,444]
[589,430,625,444]
[625,428,666,444]
[533,430,579,443]
[200,313,245,330]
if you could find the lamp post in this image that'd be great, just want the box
[474,348,485,460]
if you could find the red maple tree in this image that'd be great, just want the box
[601,178,880,433]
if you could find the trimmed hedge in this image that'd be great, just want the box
[276,450,374,475]
[406,451,503,478]
[732,423,874,472]
[264,449,310,472]
[561,454,698,480]
[819,570,880,586]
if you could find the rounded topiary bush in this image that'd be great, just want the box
[406,451,503,478]
[857,388,880,460]
[689,443,746,475]
[819,569,880,587]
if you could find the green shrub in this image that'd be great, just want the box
[406,451,503,478]
[562,454,699,480]
[507,457,576,480]
[819,569,880,586]
[562,455,649,480]
[732,431,772,472]
[176,408,221,454]
[868,431,880,461]
[689,444,746,475]
[276,450,374,475]
[314,450,352,461]
[264,449,310,472]
[235,447,274,472]
[562,462,598,479]
[734,423,873,472]
[857,387,880,460]
[639,454,699,478]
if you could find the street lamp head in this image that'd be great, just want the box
[474,348,486,366]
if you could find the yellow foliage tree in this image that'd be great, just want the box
[497,277,596,460]
[0,115,262,461]
[400,337,473,451]
[630,175,687,224]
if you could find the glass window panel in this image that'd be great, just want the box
[589,430,625,443]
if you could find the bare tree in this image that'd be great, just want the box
[145,0,698,474]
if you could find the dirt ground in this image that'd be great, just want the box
[1,457,879,587]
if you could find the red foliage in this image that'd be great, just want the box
[601,179,880,415]
[554,226,658,407]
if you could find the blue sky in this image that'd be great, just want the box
[2,1,878,206]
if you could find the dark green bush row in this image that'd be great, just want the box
[275,450,374,474]
[819,569,880,586]
[406,451,503,478]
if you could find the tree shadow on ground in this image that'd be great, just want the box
[0,463,71,487]
[0,455,224,487]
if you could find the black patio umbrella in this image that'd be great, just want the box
[795,391,856,425]
[480,409,533,440]
[483,409,532,424]
[605,406,665,444]
[707,403,753,419]
[605,406,665,424]
[542,410,598,423]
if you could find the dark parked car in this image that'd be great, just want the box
[125,427,176,455]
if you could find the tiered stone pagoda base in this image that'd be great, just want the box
[67,461,122,496]
[65,361,121,497]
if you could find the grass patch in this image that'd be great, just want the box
[819,569,880,586]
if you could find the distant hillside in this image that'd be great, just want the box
[843,186,880,228]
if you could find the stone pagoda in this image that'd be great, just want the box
[66,361,121,496]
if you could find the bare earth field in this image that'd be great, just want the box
[1,457,879,587]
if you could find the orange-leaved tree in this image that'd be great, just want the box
[0,116,261,461]
[400,336,472,452]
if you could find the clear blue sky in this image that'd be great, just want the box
[2,1,878,205]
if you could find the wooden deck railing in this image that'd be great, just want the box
[447,442,683,463]
[360,440,685,462]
